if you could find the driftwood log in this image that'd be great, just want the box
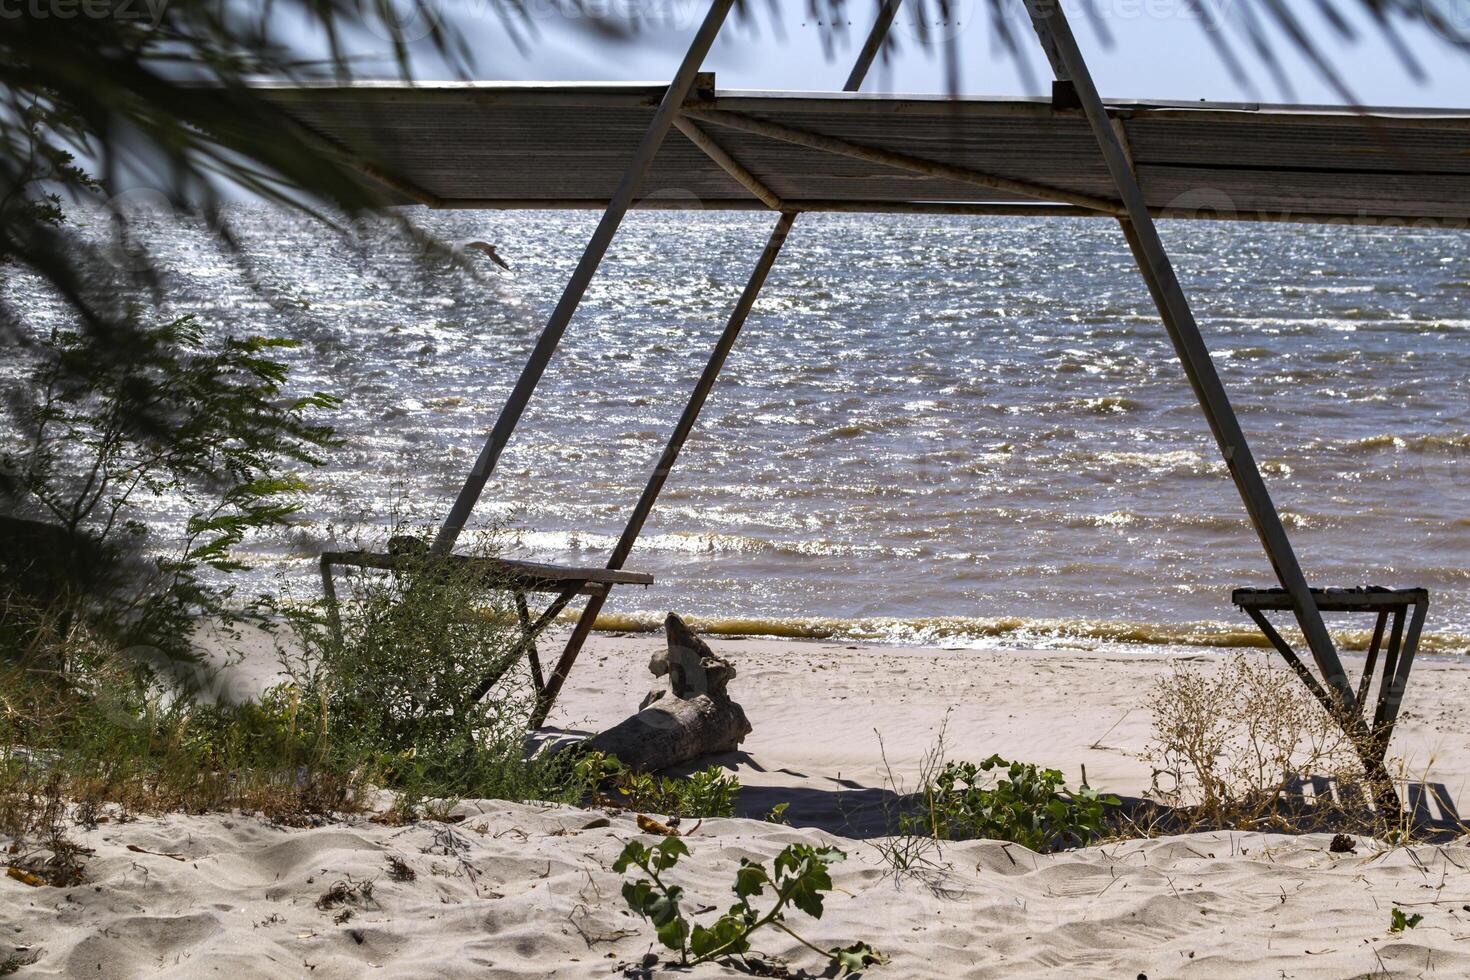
[587,613,751,772]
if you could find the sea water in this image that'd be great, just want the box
[7,205,1468,654]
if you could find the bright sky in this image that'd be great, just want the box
[384,1,1470,107]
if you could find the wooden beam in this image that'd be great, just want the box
[279,113,446,209]
[530,211,800,727]
[259,82,1470,131]
[844,0,905,91]
[425,196,1470,228]
[683,107,1126,215]
[673,116,784,210]
[1022,0,1357,714]
[531,4,907,728]
[432,0,737,555]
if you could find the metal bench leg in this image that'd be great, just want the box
[1244,607,1338,717]
[468,587,579,706]
[1375,597,1429,761]
[1372,608,1407,736]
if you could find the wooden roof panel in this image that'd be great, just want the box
[258,84,1470,220]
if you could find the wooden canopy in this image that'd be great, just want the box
[287,0,1456,797]
[259,79,1470,223]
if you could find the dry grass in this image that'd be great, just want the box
[1142,653,1404,836]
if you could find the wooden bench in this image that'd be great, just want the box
[1234,586,1428,766]
[319,544,652,697]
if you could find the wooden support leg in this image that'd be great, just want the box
[529,213,799,727]
[1244,607,1337,716]
[431,0,736,556]
[515,592,546,694]
[1021,2,1355,714]
[319,555,343,644]
[845,0,906,90]
[1358,609,1390,707]
[469,586,578,706]
[1247,605,1399,812]
[1374,598,1428,759]
[1021,2,1412,812]
[1373,609,1407,734]
[527,2,907,729]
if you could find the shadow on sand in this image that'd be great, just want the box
[535,726,1465,842]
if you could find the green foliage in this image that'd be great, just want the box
[0,101,98,240]
[1,537,601,877]
[1390,908,1424,933]
[614,837,883,973]
[281,535,599,813]
[679,766,741,818]
[577,751,740,819]
[1,315,338,667]
[1,1,472,389]
[0,659,359,837]
[766,802,791,824]
[916,755,1119,852]
[0,319,363,872]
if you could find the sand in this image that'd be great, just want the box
[543,634,1470,833]
[8,632,1470,978]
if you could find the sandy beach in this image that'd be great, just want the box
[9,632,1470,978]
[6,2,1469,977]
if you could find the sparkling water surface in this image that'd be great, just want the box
[9,206,1469,653]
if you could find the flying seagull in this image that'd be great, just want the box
[464,241,511,271]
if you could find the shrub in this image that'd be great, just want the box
[617,765,739,819]
[1,315,338,670]
[0,318,362,872]
[915,756,1117,852]
[1147,653,1370,831]
[576,751,740,818]
[281,531,598,813]
[0,663,363,902]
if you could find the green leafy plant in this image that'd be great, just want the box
[613,837,883,973]
[678,766,741,818]
[0,314,360,870]
[1390,908,1424,933]
[918,755,1119,852]
[766,802,791,824]
[578,751,740,818]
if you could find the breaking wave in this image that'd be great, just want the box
[586,612,1470,657]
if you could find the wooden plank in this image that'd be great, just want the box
[684,107,1123,214]
[271,85,1470,220]
[321,550,652,592]
[261,82,1470,128]
[1233,587,1430,612]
